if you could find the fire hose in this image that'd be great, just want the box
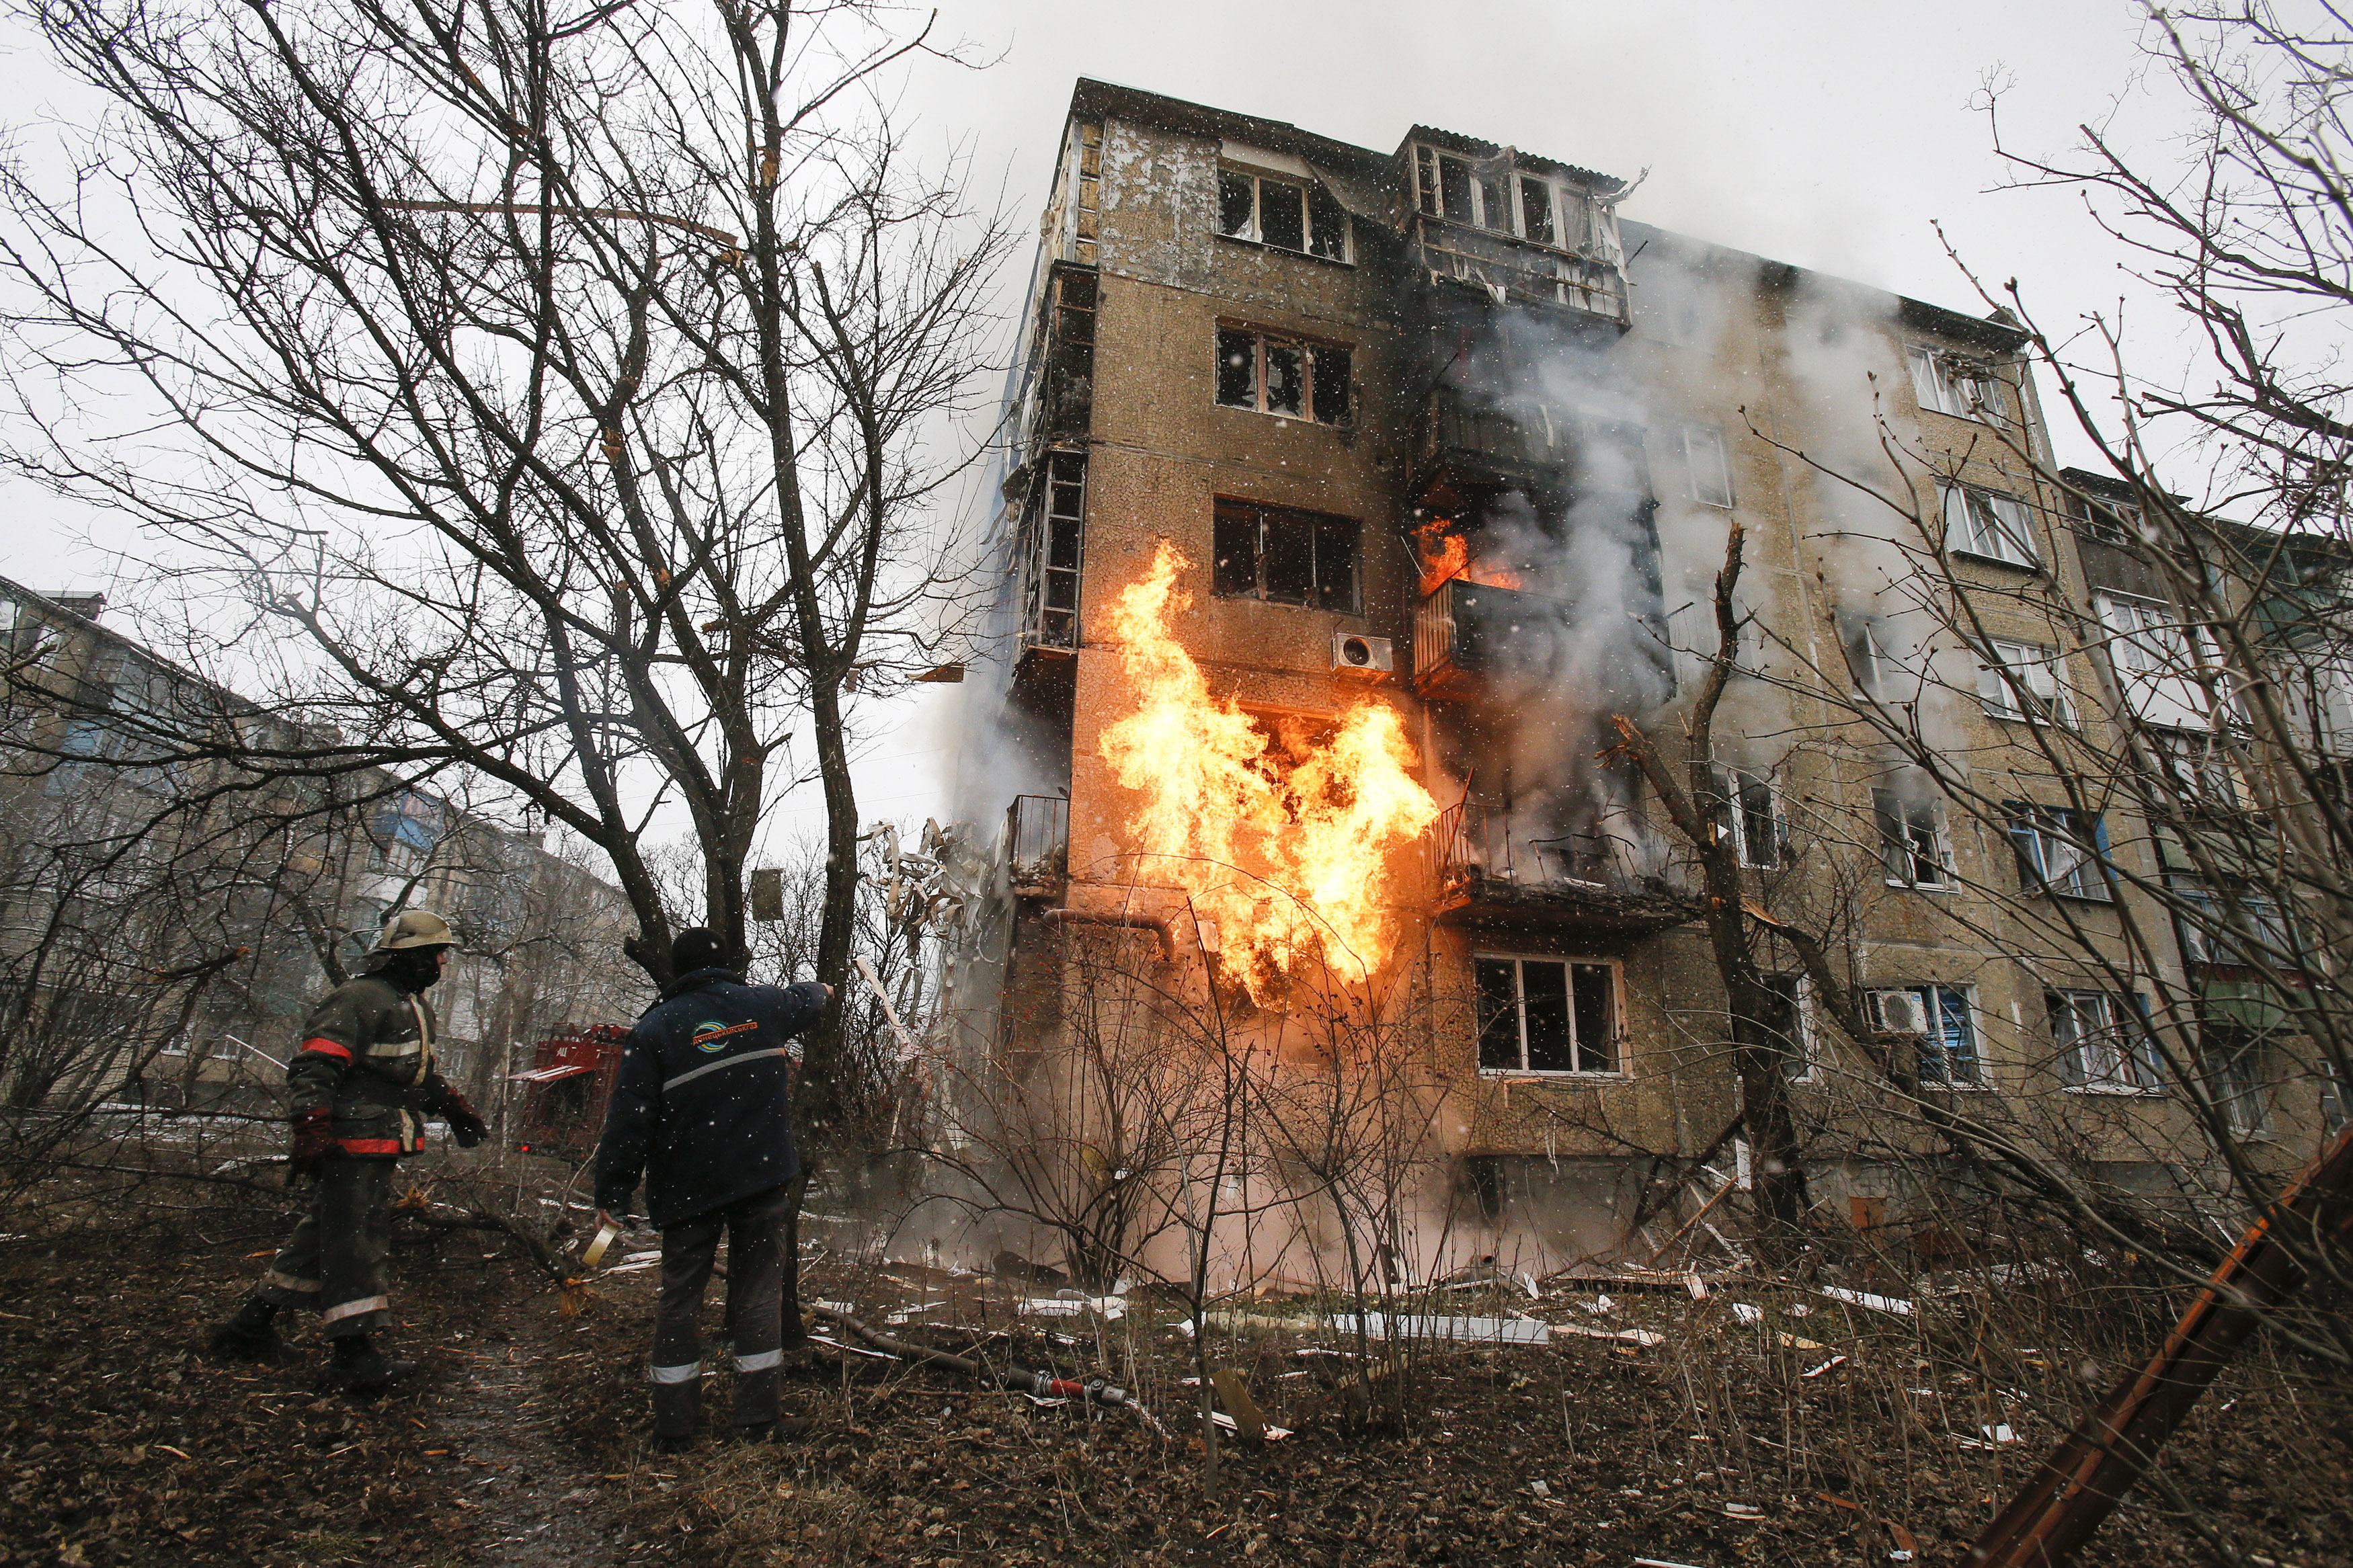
[808,1303,1165,1437]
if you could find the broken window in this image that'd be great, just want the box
[1415,145,1478,222]
[1749,973,1812,1083]
[1941,483,2040,569]
[1911,985,1984,1087]
[1476,954,1618,1075]
[1709,765,1786,870]
[1518,175,1555,245]
[1977,638,2074,726]
[1478,171,1511,233]
[1217,168,1349,260]
[1873,789,1956,889]
[2048,989,2161,1091]
[2199,1024,2270,1134]
[1681,421,1734,509]
[2007,804,2112,901]
[1839,612,1898,701]
[1211,501,1360,612]
[1211,325,1350,425]
[1907,345,1999,421]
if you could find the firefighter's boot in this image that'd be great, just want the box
[206,1296,282,1362]
[323,1333,415,1396]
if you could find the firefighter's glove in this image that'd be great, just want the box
[426,1075,487,1149]
[444,1090,487,1149]
[288,1107,335,1184]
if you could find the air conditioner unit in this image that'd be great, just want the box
[1866,989,1931,1036]
[1332,632,1394,677]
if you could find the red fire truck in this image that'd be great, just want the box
[507,1024,629,1160]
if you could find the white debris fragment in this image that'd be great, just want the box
[1801,1355,1849,1378]
[1207,1409,1291,1440]
[1817,1285,1915,1318]
[1585,1294,1615,1315]
[1330,1313,1550,1346]
[1732,1303,1763,1325]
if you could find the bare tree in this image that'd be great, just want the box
[0,1,1013,1158]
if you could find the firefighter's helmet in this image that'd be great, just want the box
[372,909,457,954]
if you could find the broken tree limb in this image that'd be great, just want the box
[1646,1174,1741,1266]
[1966,1122,2353,1568]
[808,1303,1165,1436]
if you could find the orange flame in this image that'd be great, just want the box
[1097,542,1441,997]
[1414,519,1522,593]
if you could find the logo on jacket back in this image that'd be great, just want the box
[691,1018,760,1053]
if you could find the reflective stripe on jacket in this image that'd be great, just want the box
[287,966,439,1156]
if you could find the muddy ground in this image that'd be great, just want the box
[1,1185,2346,1568]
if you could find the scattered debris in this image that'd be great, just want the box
[1731,1303,1763,1325]
[1801,1356,1849,1379]
[1817,1286,1915,1318]
[1330,1313,1551,1346]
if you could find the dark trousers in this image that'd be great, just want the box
[253,1155,395,1339]
[649,1184,791,1436]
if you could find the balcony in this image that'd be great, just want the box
[1407,215,1628,329]
[1006,794,1070,898]
[1408,387,1653,516]
[1428,796,1693,935]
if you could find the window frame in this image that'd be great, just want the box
[1215,166,1352,263]
[1910,983,1989,1089]
[1211,499,1363,614]
[2047,989,2162,1094]
[1213,324,1352,426]
[1978,637,2077,727]
[1473,952,1624,1078]
[1753,972,1817,1085]
[1681,421,1735,509]
[2007,803,2114,903]
[1907,344,2002,422]
[1710,764,1786,870]
[1941,482,2042,569]
[1872,788,1958,891]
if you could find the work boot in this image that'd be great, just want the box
[733,1415,813,1444]
[206,1296,281,1362]
[323,1333,415,1396]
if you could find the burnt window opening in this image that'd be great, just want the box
[1476,954,1618,1075]
[1873,789,1956,890]
[1021,450,1087,649]
[1213,501,1360,612]
[1072,122,1103,266]
[1478,171,1511,233]
[1417,145,1478,222]
[1217,168,1350,261]
[1213,326,1351,425]
[1519,175,1556,245]
[1747,973,1812,1083]
[1709,764,1787,870]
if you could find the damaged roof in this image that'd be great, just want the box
[1067,81,2033,354]
[1402,124,1628,194]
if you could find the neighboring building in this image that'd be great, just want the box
[0,579,644,1114]
[944,81,2333,1279]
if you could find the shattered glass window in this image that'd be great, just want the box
[1262,341,1305,417]
[1213,505,1259,597]
[1437,153,1474,221]
[1314,515,1359,612]
[1475,958,1519,1069]
[1215,327,1257,409]
[1521,960,1573,1071]
[1519,176,1554,244]
[1310,345,1351,426]
[1478,172,1511,232]
[1218,171,1256,238]
[1262,511,1315,604]
[1309,185,1348,259]
[1571,964,1616,1072]
[1259,180,1306,251]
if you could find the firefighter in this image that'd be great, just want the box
[206,909,487,1393]
[593,927,830,1450]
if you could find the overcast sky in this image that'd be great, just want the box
[0,0,2188,832]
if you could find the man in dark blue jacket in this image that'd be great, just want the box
[594,927,830,1448]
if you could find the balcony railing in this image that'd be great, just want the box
[1426,794,1694,932]
[1006,794,1070,896]
[1408,217,1628,326]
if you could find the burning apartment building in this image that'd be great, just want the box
[938,79,2317,1286]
